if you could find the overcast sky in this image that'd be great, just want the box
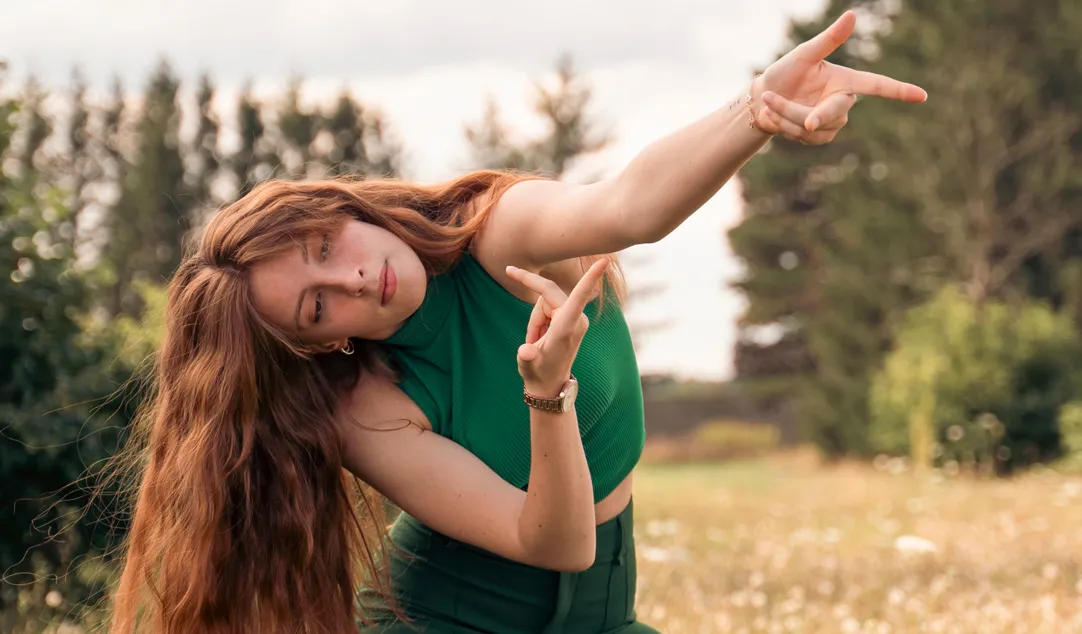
[2,0,828,380]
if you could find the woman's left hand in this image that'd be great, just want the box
[751,10,928,145]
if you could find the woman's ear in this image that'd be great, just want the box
[313,339,348,354]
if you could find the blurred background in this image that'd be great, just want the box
[3,0,1082,632]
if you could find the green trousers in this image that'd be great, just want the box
[359,501,660,633]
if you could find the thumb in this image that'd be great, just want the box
[517,342,541,382]
[517,342,539,362]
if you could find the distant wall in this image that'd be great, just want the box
[640,379,798,443]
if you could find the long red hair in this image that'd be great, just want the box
[107,170,624,633]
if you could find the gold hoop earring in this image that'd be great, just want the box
[340,340,355,355]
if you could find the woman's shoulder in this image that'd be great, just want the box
[468,233,587,305]
[337,371,433,434]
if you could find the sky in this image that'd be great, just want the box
[1,0,829,380]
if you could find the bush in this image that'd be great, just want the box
[693,420,781,456]
[642,420,781,463]
[1053,401,1082,472]
[869,287,1081,473]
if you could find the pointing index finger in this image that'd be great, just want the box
[844,68,928,103]
[559,259,608,320]
[506,265,568,307]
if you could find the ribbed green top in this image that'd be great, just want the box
[384,253,645,503]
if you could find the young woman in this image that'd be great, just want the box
[108,11,925,634]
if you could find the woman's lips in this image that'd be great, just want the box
[380,261,397,306]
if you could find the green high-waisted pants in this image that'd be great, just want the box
[358,500,660,633]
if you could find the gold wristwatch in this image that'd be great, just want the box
[523,375,578,413]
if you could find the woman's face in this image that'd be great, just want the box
[250,219,427,347]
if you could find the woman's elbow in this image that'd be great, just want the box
[553,553,595,573]
[545,538,597,573]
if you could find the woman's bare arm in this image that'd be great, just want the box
[475,12,926,270]
[337,373,594,572]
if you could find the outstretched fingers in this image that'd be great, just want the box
[842,67,928,103]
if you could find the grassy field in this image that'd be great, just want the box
[9,451,1082,633]
[630,451,1082,633]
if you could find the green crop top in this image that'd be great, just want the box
[384,252,645,503]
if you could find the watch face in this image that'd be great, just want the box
[561,380,578,411]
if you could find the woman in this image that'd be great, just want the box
[109,11,925,634]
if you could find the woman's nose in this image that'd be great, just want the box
[335,267,366,297]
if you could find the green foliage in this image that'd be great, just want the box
[692,420,782,459]
[0,125,135,627]
[1053,401,1082,472]
[642,420,781,463]
[869,287,1081,471]
[729,0,1082,456]
[108,282,168,368]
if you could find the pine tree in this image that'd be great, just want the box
[12,76,51,182]
[103,60,189,314]
[466,98,535,173]
[229,82,282,198]
[465,55,611,178]
[62,68,93,246]
[319,88,401,178]
[188,73,221,214]
[276,77,320,178]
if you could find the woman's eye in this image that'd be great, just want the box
[314,294,323,323]
[321,234,331,260]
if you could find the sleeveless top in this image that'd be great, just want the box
[383,252,645,503]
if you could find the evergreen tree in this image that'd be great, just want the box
[187,73,221,216]
[229,83,281,198]
[276,77,320,179]
[466,98,535,173]
[466,55,611,178]
[63,69,93,241]
[319,88,401,178]
[12,76,51,182]
[98,77,127,183]
[103,60,189,315]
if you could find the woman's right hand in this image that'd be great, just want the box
[505,259,609,397]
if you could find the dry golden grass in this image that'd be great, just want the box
[630,449,1082,633]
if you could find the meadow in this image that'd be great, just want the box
[630,452,1082,633]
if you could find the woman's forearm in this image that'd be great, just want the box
[611,81,771,244]
[517,405,596,572]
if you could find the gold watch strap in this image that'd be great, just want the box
[523,392,563,412]
[523,375,574,412]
